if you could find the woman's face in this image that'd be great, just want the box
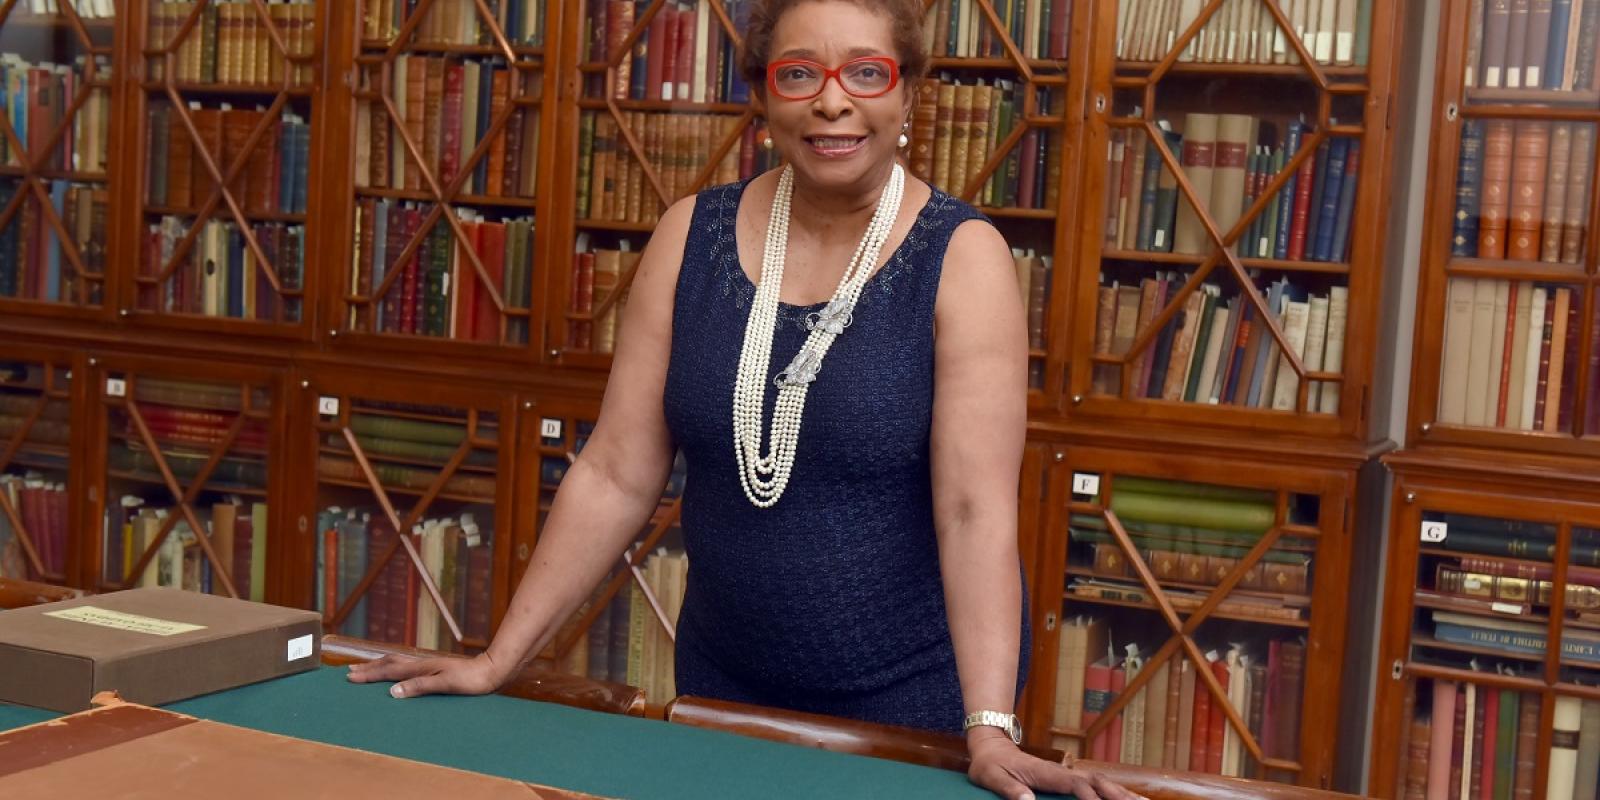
[763,0,912,196]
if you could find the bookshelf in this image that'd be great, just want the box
[543,0,1087,406]
[325,0,552,356]
[125,0,322,335]
[1068,0,1401,440]
[81,352,284,602]
[1371,457,1600,799]
[295,365,518,653]
[0,0,117,315]
[1404,0,1600,457]
[1024,438,1360,789]
[0,347,81,587]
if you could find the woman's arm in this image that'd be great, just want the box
[932,221,1139,800]
[350,197,696,697]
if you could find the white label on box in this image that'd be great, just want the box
[540,418,562,439]
[45,606,206,636]
[318,396,339,416]
[1490,602,1522,615]
[105,378,126,397]
[286,634,313,662]
[1072,473,1101,497]
[1420,521,1448,543]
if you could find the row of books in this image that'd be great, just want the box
[576,110,743,224]
[148,2,316,87]
[1107,114,1361,263]
[315,506,495,652]
[590,0,749,104]
[1452,120,1594,265]
[349,200,535,343]
[1423,512,1600,571]
[364,0,545,47]
[1430,605,1600,665]
[1116,0,1375,67]
[0,473,65,580]
[124,390,269,453]
[1093,274,1349,413]
[1070,477,1313,595]
[101,499,268,601]
[142,216,305,321]
[909,78,1063,209]
[1399,683,1576,799]
[922,0,1071,60]
[1014,249,1053,352]
[0,56,110,174]
[567,241,639,354]
[354,56,540,198]
[17,0,115,17]
[0,180,108,304]
[318,407,500,499]
[1464,0,1600,91]
[146,103,312,216]
[1437,278,1587,434]
[1051,617,1306,777]
[556,548,688,702]
[327,413,498,474]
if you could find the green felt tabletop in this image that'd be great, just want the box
[0,702,54,732]
[167,667,1063,800]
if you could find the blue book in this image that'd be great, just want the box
[1245,278,1288,407]
[474,67,493,193]
[43,180,65,301]
[1221,299,1253,402]
[292,121,310,214]
[1329,140,1362,263]
[629,0,649,100]
[372,201,389,331]
[1303,140,1332,259]
[1452,121,1484,257]
[277,115,296,213]
[1273,123,1306,259]
[1433,611,1600,664]
[729,0,751,101]
[1134,134,1163,251]
[1548,0,1575,88]
[1312,138,1349,262]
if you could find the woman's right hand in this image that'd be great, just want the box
[346,652,511,699]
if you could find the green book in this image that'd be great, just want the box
[576,113,595,219]
[349,413,468,446]
[1494,688,1518,800]
[1183,289,1218,402]
[423,225,450,337]
[1354,0,1374,67]
[1113,476,1274,505]
[249,503,267,604]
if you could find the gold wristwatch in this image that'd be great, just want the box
[962,710,1022,745]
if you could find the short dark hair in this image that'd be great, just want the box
[739,0,931,95]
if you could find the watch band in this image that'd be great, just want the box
[962,710,1022,745]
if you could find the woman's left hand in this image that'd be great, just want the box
[967,731,1147,800]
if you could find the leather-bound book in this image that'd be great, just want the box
[1478,120,1516,258]
[1507,120,1550,260]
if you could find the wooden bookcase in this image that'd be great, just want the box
[0,1,118,318]
[0,344,87,588]
[1067,0,1404,441]
[1371,0,1600,793]
[0,3,1419,776]
[1371,454,1600,799]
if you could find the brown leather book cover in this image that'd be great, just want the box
[1245,662,1267,778]
[247,112,279,215]
[949,83,974,198]
[1511,693,1540,798]
[964,83,992,199]
[369,90,390,189]
[220,108,259,211]
[405,60,428,191]
[502,104,526,198]
[1188,654,1212,772]
[1507,120,1550,260]
[1268,640,1304,782]
[911,80,938,181]
[1478,120,1515,259]
[164,105,194,210]
[1402,716,1430,799]
[1540,122,1572,262]
[1561,123,1594,264]
[190,106,225,209]
[423,57,444,187]
[1543,286,1572,430]
[1469,686,1487,797]
[1162,656,1184,769]
[1205,657,1227,774]
[1449,685,1466,795]
[1534,288,1557,428]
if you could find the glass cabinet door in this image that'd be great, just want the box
[0,354,75,586]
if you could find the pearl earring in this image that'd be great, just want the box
[897,122,909,149]
[762,135,774,151]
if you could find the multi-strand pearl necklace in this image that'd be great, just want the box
[732,162,907,508]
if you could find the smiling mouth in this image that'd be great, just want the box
[805,135,868,155]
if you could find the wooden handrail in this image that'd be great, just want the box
[0,577,82,609]
[319,635,646,718]
[664,696,1358,799]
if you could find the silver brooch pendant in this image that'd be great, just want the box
[804,298,854,335]
[775,347,824,387]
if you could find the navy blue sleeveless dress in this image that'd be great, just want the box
[661,177,1030,736]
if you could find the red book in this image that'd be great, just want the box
[1479,688,1499,799]
[1206,656,1229,774]
[473,221,507,343]
[452,221,480,339]
[1017,129,1040,209]
[1189,660,1211,772]
[1496,281,1520,425]
[1449,685,1466,795]
[658,4,680,101]
[232,513,252,601]
[399,209,422,335]
[439,62,464,186]
[1048,0,1070,58]
[674,4,695,101]
[1287,142,1319,261]
[1558,297,1581,432]
[322,528,339,621]
[646,5,672,102]
[1083,656,1114,761]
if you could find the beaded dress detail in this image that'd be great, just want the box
[662,178,1030,735]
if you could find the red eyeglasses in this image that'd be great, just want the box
[766,56,901,100]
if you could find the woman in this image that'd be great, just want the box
[352,1,1136,797]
